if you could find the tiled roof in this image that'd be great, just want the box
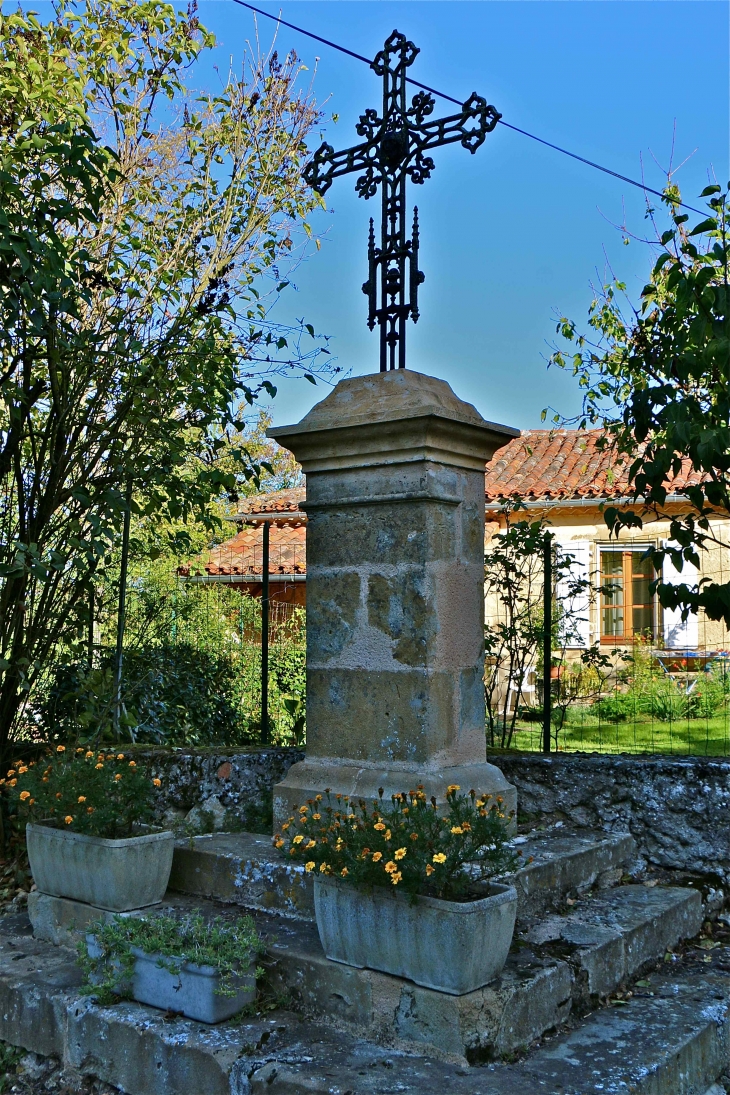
[233,487,305,518]
[483,429,704,503]
[179,523,306,578]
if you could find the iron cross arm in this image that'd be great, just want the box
[302,92,501,198]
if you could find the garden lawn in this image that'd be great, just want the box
[504,715,730,756]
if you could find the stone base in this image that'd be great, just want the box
[272,758,516,831]
[28,891,159,947]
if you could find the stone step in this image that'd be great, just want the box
[168,826,637,923]
[0,917,727,1095]
[155,880,701,1062]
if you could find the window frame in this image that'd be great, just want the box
[598,544,658,645]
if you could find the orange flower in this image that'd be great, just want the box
[152,778,161,788]
[19,791,30,801]
[64,816,73,824]
[390,871,402,885]
[117,754,125,760]
[17,766,27,774]
[7,779,16,787]
[372,851,383,863]
[128,761,136,767]
[85,752,94,759]
[77,796,86,803]
[6,770,14,777]
[56,745,66,753]
[87,807,95,814]
[114,774,122,782]
[55,792,62,799]
[76,748,84,754]
[426,864,435,876]
[95,763,104,770]
[340,867,349,877]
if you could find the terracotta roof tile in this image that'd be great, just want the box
[180,522,306,578]
[484,429,704,502]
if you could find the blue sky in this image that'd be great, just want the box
[195,0,726,432]
[33,0,730,431]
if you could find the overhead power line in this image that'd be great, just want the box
[232,0,706,218]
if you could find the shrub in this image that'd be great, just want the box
[276,785,523,902]
[5,746,160,838]
[649,685,688,721]
[592,694,634,722]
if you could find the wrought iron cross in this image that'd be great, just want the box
[303,30,501,372]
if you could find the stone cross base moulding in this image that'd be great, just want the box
[268,370,520,828]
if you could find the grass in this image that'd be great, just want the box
[502,713,730,756]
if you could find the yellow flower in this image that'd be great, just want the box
[56,746,65,753]
[76,748,84,754]
[384,829,392,841]
[7,779,16,788]
[384,861,397,874]
[340,867,349,877]
[372,851,383,863]
[451,826,464,835]
[374,822,386,831]
[394,847,407,860]
[117,754,125,760]
[152,778,162,788]
[390,871,402,885]
[306,839,317,850]
[282,822,291,831]
[6,770,14,777]
[128,761,136,767]
[432,853,447,864]
[293,835,304,845]
[274,838,284,849]
[315,794,323,801]
[299,805,308,814]
[19,791,30,801]
[95,763,104,770]
[426,864,435,876]
[446,784,460,793]
[114,773,123,782]
[319,863,330,873]
[305,861,315,872]
[312,813,321,820]
[64,815,73,824]
[77,796,86,803]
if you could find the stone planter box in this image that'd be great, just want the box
[86,937,256,1023]
[313,876,517,995]
[27,823,174,912]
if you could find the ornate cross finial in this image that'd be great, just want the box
[303,30,501,372]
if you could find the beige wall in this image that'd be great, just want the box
[484,505,730,651]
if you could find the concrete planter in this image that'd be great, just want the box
[86,937,256,1023]
[27,823,174,912]
[313,876,517,995]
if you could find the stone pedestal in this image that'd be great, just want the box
[268,370,520,828]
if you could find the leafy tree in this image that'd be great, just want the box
[550,181,730,626]
[0,2,332,760]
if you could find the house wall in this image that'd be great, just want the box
[484,506,730,652]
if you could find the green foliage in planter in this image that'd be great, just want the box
[276,786,523,902]
[5,747,159,838]
[79,912,263,1002]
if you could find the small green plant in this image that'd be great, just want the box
[592,694,633,722]
[649,684,688,721]
[79,911,263,1002]
[0,1041,22,1093]
[5,746,161,838]
[276,786,524,902]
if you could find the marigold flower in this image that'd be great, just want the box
[76,748,84,754]
[85,752,94,759]
[390,871,402,885]
[299,805,308,813]
[152,778,161,788]
[426,864,435,876]
[293,835,304,845]
[117,754,125,760]
[446,784,460,793]
[340,867,349,877]
[410,833,418,841]
[42,777,48,783]
[312,813,321,820]
[282,822,290,831]
[87,807,95,814]
[372,851,383,862]
[17,766,27,774]
[128,761,136,768]
[77,796,86,804]
[315,794,322,801]
[55,792,62,799]
[29,799,34,805]
[432,853,447,864]
[6,770,14,777]
[95,763,104,770]
[374,822,386,831]
[451,826,463,835]
[305,861,315,872]
[7,779,16,787]
[319,863,329,873]
[64,816,73,824]
[394,847,407,860]
[0,780,5,786]
[114,774,123,782]
[461,821,472,831]
[19,791,30,801]
[384,861,397,874]
[306,839,317,850]
[384,829,392,841]
[274,838,284,849]
[56,746,65,753]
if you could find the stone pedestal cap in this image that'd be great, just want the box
[268,370,520,473]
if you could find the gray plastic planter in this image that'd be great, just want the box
[27,823,174,912]
[86,936,255,1023]
[314,876,517,995]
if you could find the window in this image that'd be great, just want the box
[600,548,656,642]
